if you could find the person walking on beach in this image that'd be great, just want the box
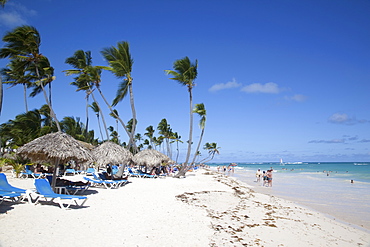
[256,169,262,182]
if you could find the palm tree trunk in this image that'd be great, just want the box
[97,115,103,141]
[85,94,90,138]
[23,84,28,112]
[190,128,205,166]
[175,89,193,178]
[96,86,138,149]
[40,79,61,132]
[128,83,138,153]
[49,82,52,108]
[176,141,180,164]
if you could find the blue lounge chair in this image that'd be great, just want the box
[83,176,118,189]
[95,173,127,187]
[64,168,76,176]
[0,190,21,204]
[20,169,44,179]
[128,168,156,178]
[45,175,88,195]
[0,173,33,203]
[85,168,96,176]
[34,179,87,209]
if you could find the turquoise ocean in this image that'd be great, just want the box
[207,162,370,231]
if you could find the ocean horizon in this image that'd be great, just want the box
[207,162,370,231]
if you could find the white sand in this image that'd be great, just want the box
[1,169,369,247]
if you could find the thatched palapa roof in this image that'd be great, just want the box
[92,141,133,166]
[132,149,174,167]
[17,132,94,163]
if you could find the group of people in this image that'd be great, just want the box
[255,168,273,187]
[216,164,235,173]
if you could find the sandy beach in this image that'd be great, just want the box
[1,169,370,247]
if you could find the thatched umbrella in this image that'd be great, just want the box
[92,141,133,167]
[17,132,94,190]
[132,149,174,168]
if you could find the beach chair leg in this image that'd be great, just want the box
[33,196,41,205]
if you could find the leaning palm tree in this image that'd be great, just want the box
[0,25,61,131]
[190,103,206,166]
[64,50,109,140]
[165,56,198,177]
[101,41,138,152]
[200,142,220,164]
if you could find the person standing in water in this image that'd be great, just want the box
[256,169,262,183]
[266,169,273,187]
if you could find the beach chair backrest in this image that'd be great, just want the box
[86,168,95,173]
[0,173,26,193]
[0,173,10,189]
[35,179,55,195]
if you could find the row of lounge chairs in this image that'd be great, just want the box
[0,170,130,209]
[15,167,99,179]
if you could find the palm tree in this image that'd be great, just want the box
[101,41,137,152]
[190,103,206,166]
[200,142,220,164]
[109,109,120,143]
[0,108,52,147]
[165,56,198,177]
[1,58,33,112]
[157,118,172,158]
[170,132,182,164]
[144,125,155,149]
[107,126,119,144]
[28,56,55,108]
[90,101,104,141]
[0,25,61,131]
[0,0,8,7]
[64,50,109,140]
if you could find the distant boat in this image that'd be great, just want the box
[280,158,285,166]
[230,163,238,166]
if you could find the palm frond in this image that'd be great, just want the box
[112,79,129,106]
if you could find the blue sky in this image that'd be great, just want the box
[0,0,369,163]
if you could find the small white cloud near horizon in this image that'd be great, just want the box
[241,82,281,94]
[209,78,242,92]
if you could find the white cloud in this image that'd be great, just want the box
[308,139,345,144]
[241,82,281,94]
[328,113,369,125]
[285,94,308,102]
[0,3,37,27]
[209,78,241,92]
[0,11,27,27]
[328,113,349,124]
